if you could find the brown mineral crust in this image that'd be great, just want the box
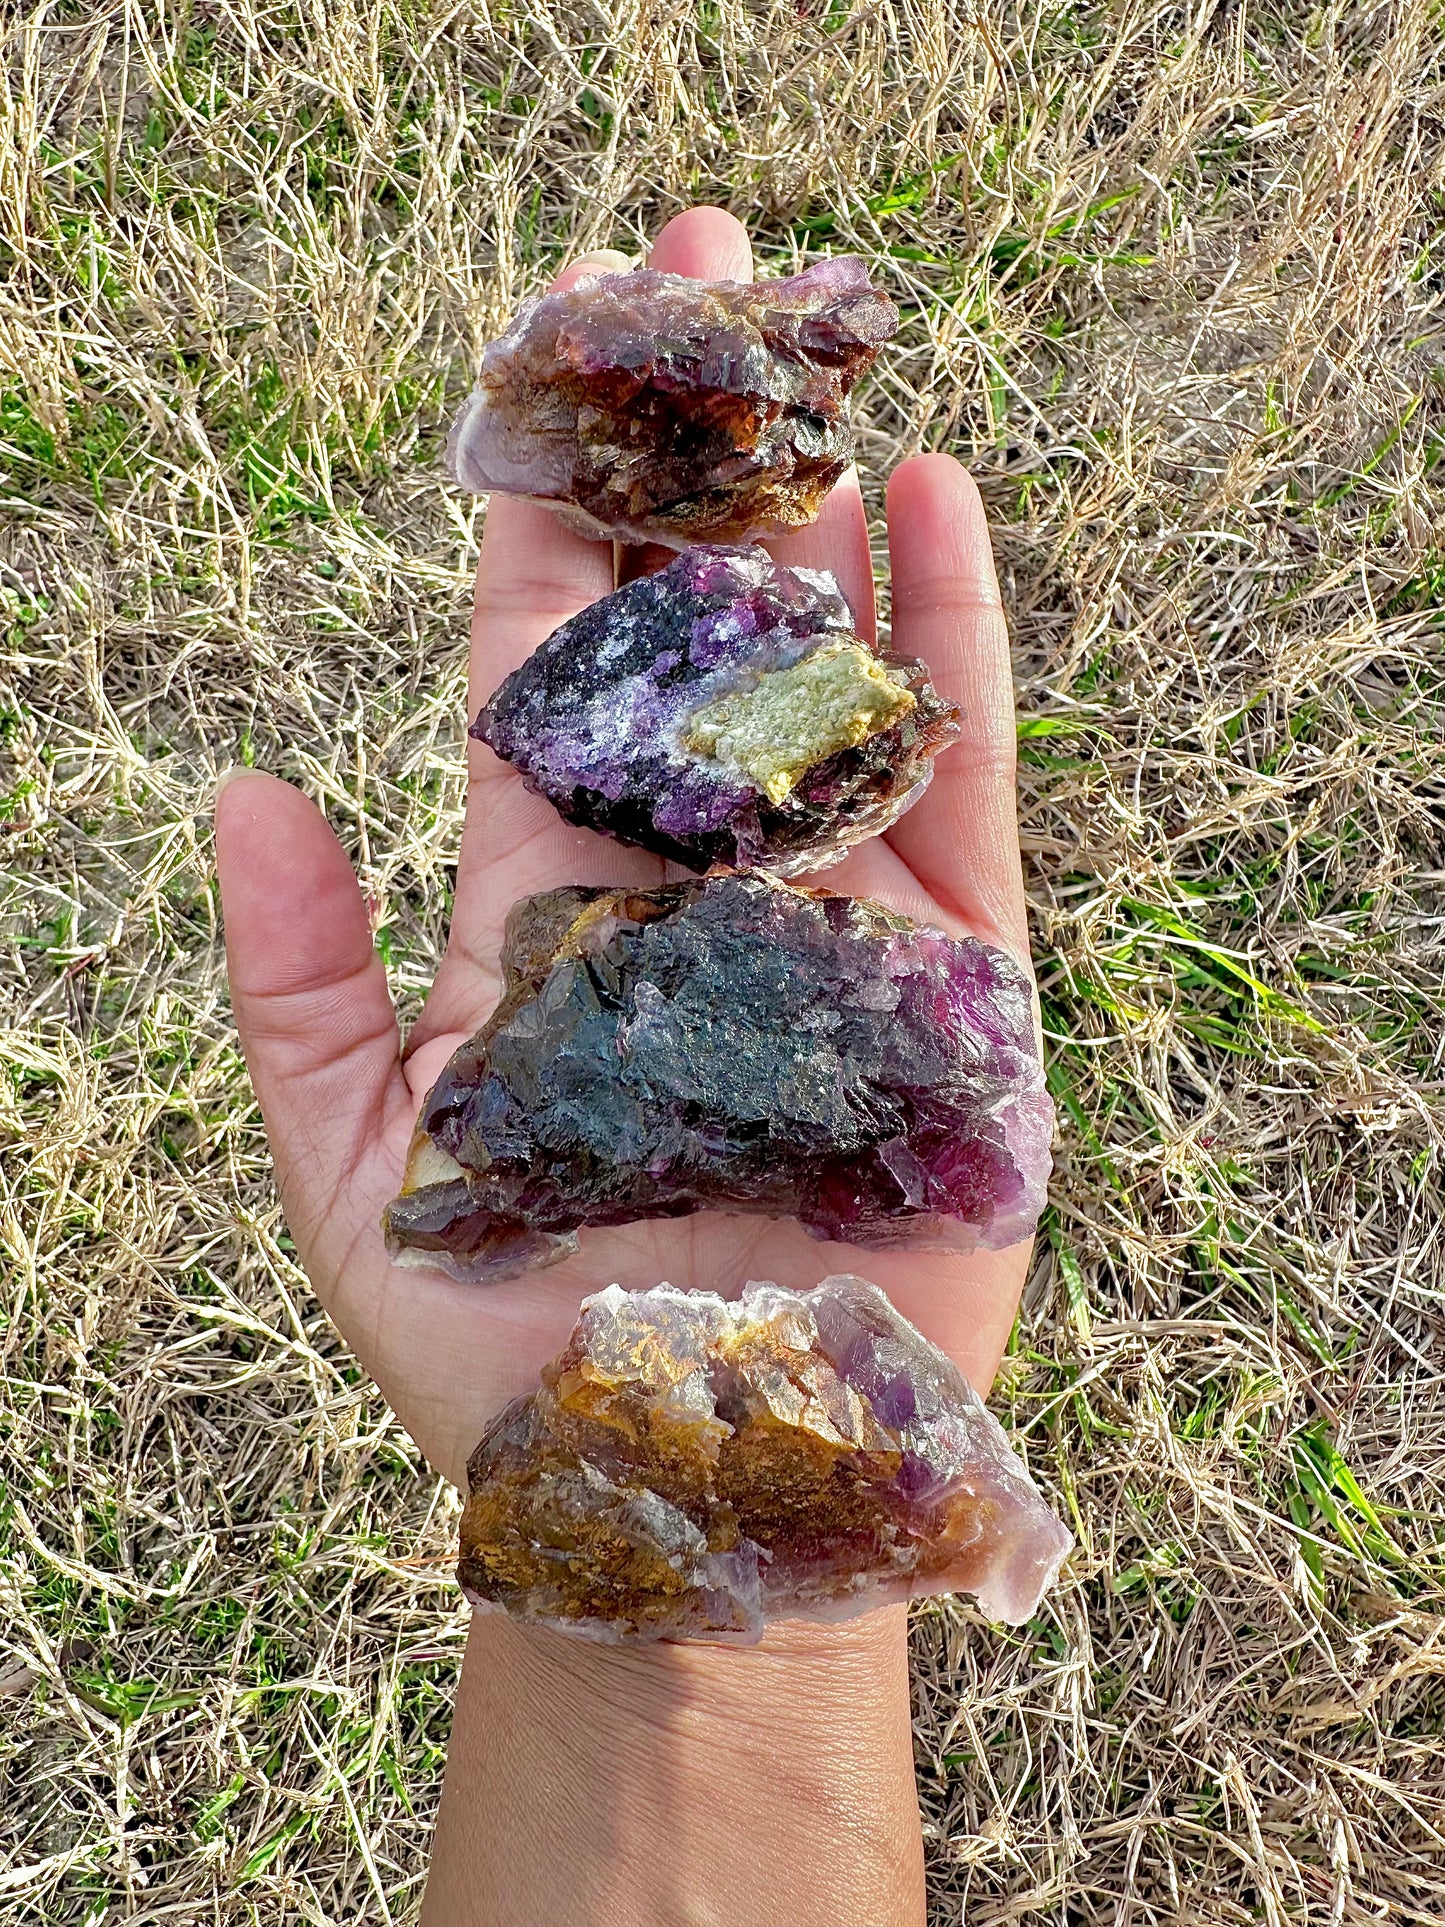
[542,1304,731,1516]
[710,1317,902,1559]
[490,884,666,1019]
[460,1467,708,1633]
[458,1443,755,1640]
[715,1420,896,1574]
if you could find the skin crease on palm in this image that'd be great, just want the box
[214,206,1039,1497]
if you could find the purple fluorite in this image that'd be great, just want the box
[383,874,1053,1282]
[472,544,960,876]
[459,1274,1073,1642]
[446,258,899,544]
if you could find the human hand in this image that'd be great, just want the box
[215,207,1037,1493]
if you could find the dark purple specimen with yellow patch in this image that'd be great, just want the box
[472,545,960,876]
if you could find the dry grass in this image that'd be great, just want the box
[2,1,1444,1920]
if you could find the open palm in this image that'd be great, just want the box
[215,208,1039,1492]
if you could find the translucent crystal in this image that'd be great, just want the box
[459,1275,1073,1642]
[472,544,960,876]
[446,258,899,544]
[383,875,1053,1283]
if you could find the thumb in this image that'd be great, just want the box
[215,770,405,1255]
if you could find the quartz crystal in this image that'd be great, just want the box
[459,1274,1073,1642]
[446,258,899,544]
[383,874,1053,1282]
[473,544,960,875]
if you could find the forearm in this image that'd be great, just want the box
[422,1604,926,1927]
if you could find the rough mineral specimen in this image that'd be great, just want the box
[383,874,1053,1283]
[472,544,960,875]
[460,1275,1073,1642]
[446,257,899,544]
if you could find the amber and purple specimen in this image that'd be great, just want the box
[460,1275,1072,1643]
[446,258,899,545]
[383,874,1053,1284]
[472,544,960,876]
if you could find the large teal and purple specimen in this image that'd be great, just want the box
[459,1275,1073,1642]
[383,874,1053,1283]
[446,258,899,544]
[472,545,960,876]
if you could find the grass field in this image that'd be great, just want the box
[3,2,1445,1921]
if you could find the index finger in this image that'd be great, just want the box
[880,454,1029,959]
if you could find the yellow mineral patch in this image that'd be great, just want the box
[401,1131,470,1192]
[681,642,915,803]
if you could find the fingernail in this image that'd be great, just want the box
[570,248,632,275]
[214,765,255,809]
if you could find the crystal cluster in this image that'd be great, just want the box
[472,544,960,875]
[383,874,1053,1283]
[446,258,898,544]
[460,1275,1073,1642]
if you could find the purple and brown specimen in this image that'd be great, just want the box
[446,258,899,544]
[459,1275,1073,1642]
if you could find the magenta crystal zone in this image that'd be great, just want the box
[459,1276,1074,1643]
[445,256,898,544]
[472,544,961,876]
[383,874,1054,1284]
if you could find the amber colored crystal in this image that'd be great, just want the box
[459,1276,1073,1642]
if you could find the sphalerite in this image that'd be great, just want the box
[383,874,1053,1282]
[460,1275,1073,1642]
[472,544,960,875]
[446,257,899,544]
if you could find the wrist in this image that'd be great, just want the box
[424,1605,926,1927]
[488,1593,909,1730]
